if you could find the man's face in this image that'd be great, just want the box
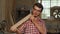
[32,6,42,17]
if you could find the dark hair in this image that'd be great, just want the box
[33,3,43,12]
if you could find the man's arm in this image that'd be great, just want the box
[30,16,47,34]
[32,21,47,34]
[42,22,47,34]
[39,21,47,34]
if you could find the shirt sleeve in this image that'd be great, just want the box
[42,20,47,34]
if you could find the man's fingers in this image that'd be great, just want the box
[10,26,17,32]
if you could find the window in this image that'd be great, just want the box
[37,0,60,19]
[41,0,50,19]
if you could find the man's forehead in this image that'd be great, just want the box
[34,6,41,10]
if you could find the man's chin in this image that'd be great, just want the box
[32,14,39,17]
[34,15,38,17]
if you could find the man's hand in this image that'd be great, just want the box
[30,15,39,23]
[10,26,17,32]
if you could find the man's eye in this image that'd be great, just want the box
[34,8,36,10]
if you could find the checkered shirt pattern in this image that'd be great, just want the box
[17,18,45,34]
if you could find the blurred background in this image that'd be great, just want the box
[0,0,60,34]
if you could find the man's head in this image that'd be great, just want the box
[32,3,43,17]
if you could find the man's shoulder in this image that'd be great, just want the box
[24,19,31,24]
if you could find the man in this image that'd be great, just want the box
[10,3,47,34]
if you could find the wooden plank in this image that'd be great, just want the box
[10,14,31,31]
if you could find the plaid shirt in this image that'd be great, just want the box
[17,18,46,34]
